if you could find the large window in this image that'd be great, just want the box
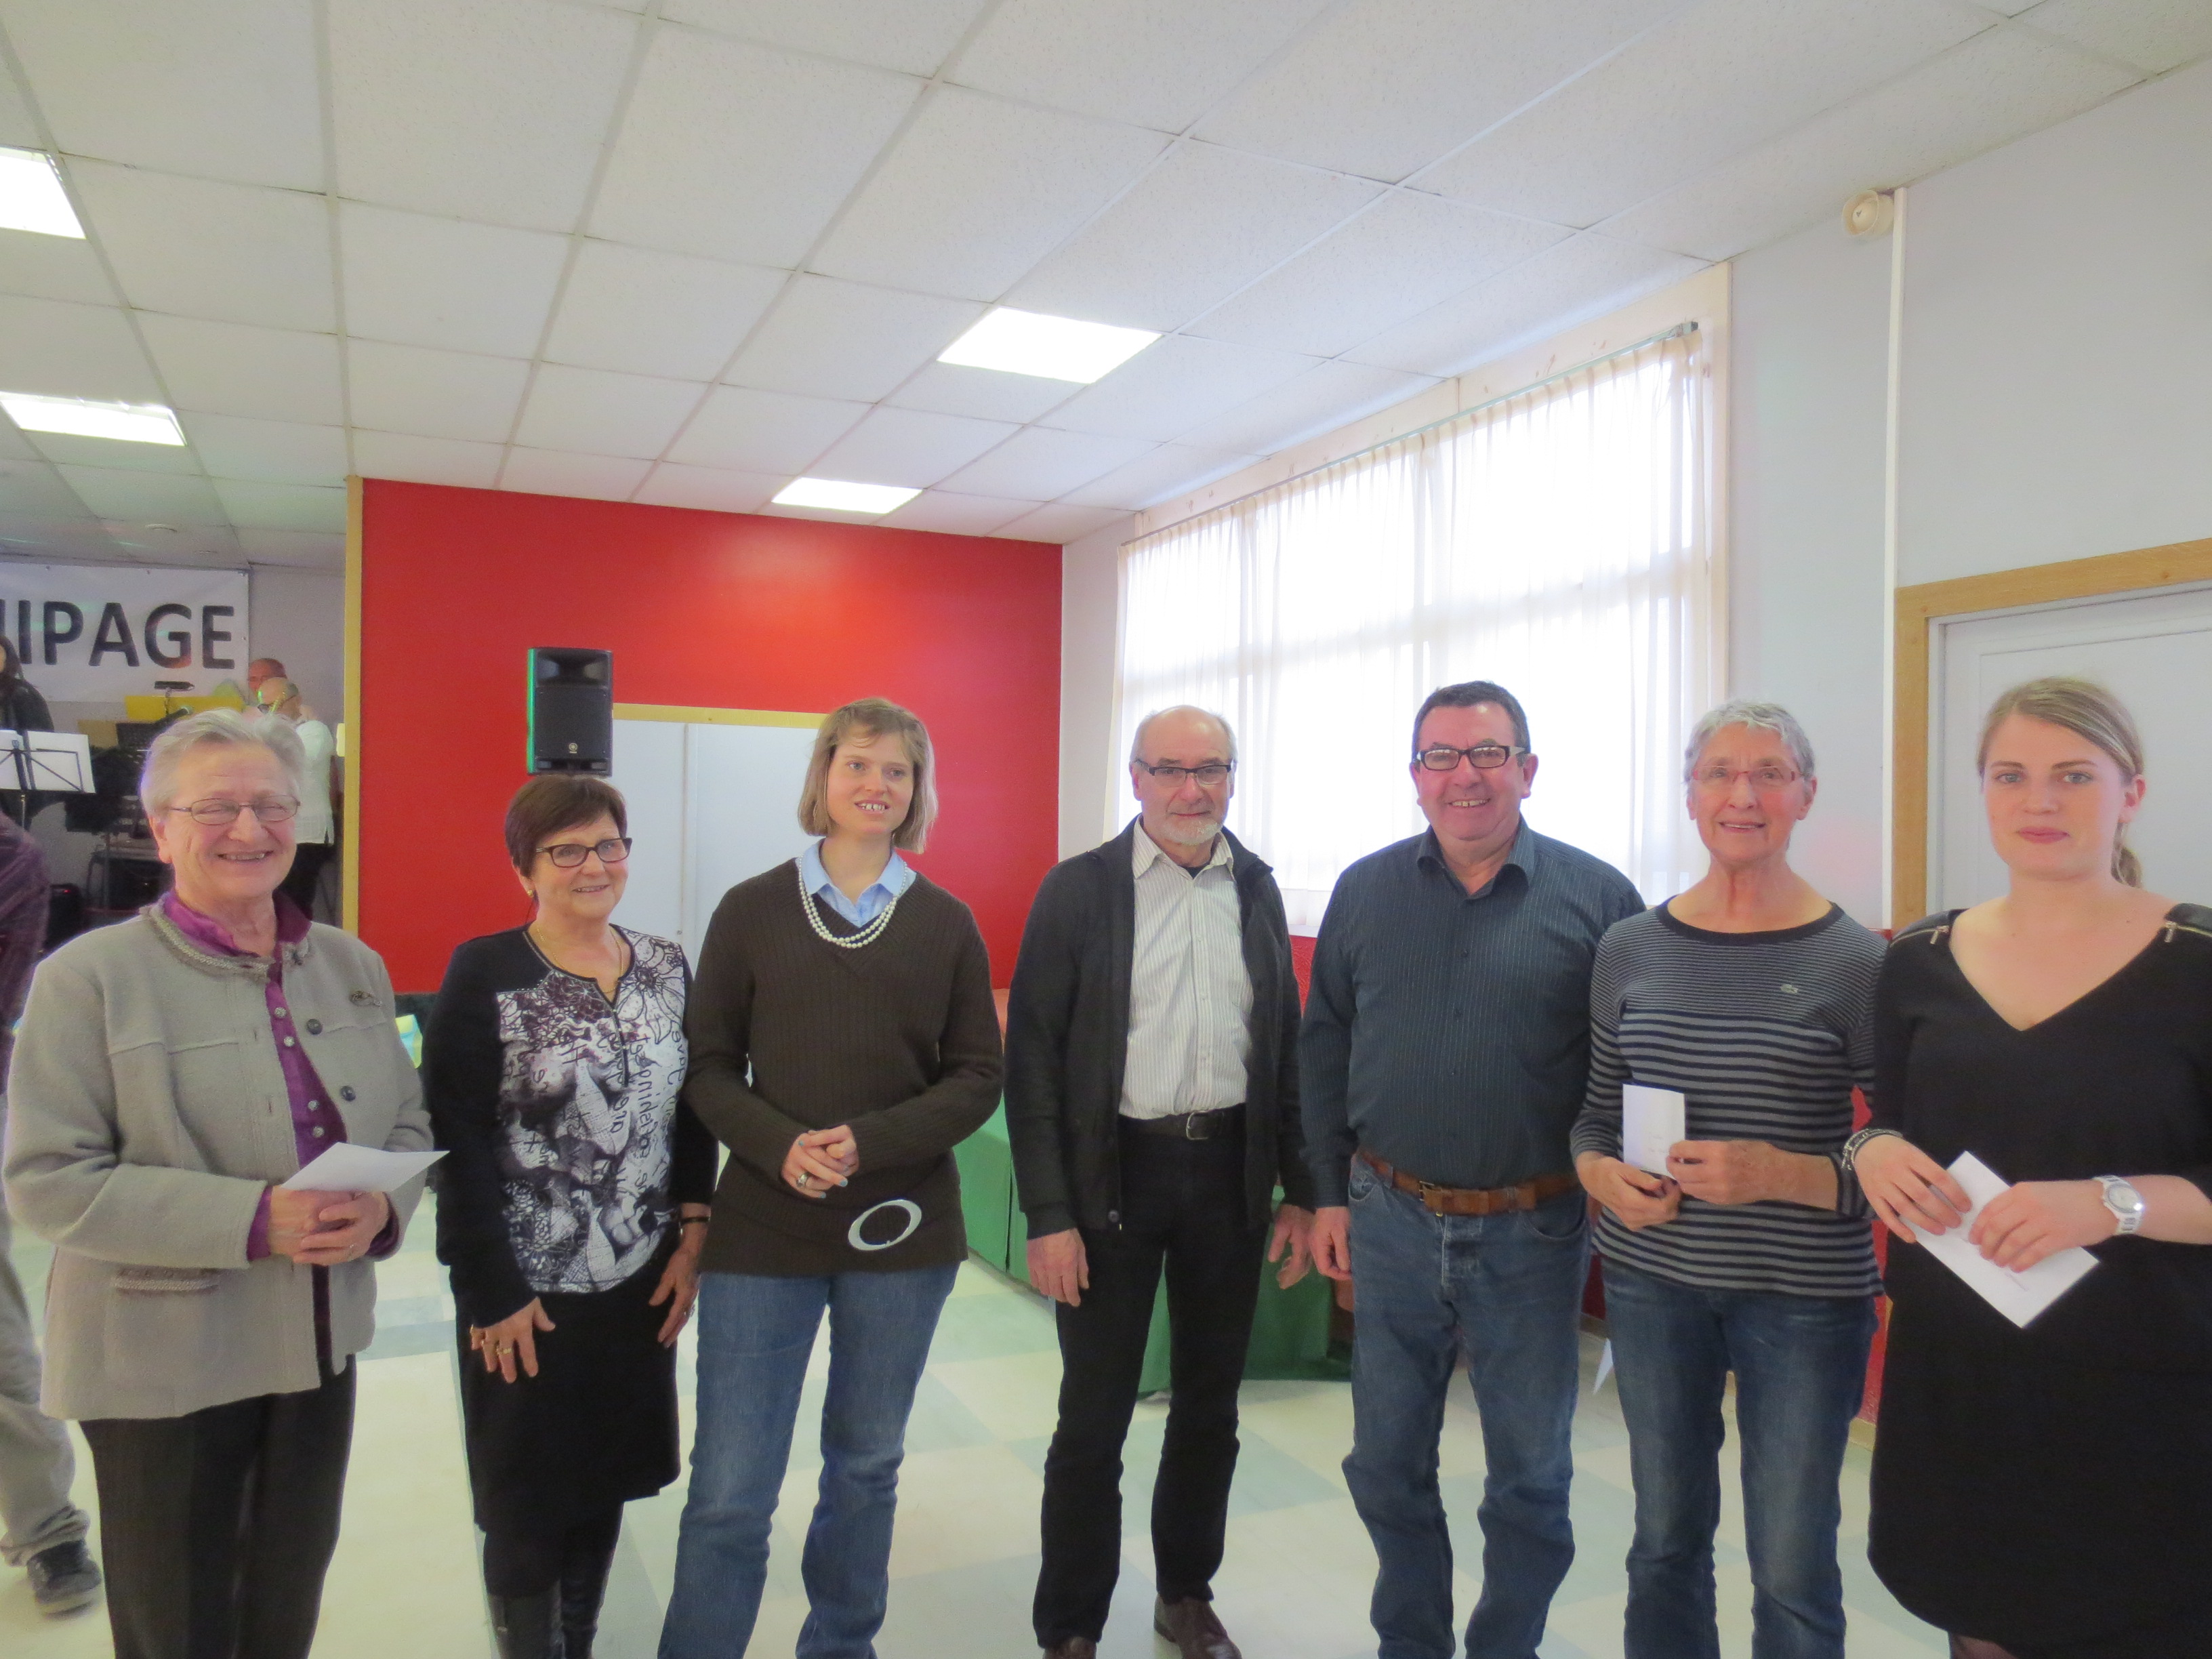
[1113,327,1720,928]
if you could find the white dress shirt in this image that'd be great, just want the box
[1120,825,1253,1119]
[289,718,335,845]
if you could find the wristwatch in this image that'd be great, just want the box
[2093,1176,2146,1236]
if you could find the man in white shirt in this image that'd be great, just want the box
[256,678,335,919]
[1006,708,1314,1659]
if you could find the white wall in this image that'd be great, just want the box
[249,565,345,724]
[1057,516,1128,858]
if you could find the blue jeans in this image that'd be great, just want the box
[1343,1160,1591,1659]
[658,1265,957,1659]
[1602,1258,1877,1659]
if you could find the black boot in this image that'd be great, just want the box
[557,1536,615,1659]
[488,1591,565,1659]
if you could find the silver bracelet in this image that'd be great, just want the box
[1840,1126,1902,1173]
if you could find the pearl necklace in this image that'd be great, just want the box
[798,861,899,949]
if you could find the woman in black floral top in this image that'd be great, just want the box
[424,776,713,1659]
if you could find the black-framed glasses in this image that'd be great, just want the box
[168,795,300,825]
[1135,761,1234,786]
[539,836,632,868]
[1415,743,1526,772]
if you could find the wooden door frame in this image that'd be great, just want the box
[1892,533,2212,923]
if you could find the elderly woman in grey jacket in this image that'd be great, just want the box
[1,708,430,1659]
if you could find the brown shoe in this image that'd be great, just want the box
[1041,1641,1096,1658]
[1154,1595,1241,1659]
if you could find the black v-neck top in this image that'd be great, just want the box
[1871,903,2212,1366]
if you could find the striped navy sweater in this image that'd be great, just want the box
[1572,902,1884,1299]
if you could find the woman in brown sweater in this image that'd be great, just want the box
[658,697,1002,1659]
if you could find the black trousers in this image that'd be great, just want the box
[1033,1125,1267,1645]
[81,1362,356,1659]
[279,842,334,921]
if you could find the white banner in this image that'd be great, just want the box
[0,563,251,702]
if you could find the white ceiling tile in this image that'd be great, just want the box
[329,0,637,231]
[883,363,1082,424]
[235,527,344,566]
[0,518,124,557]
[589,27,920,266]
[25,430,203,474]
[347,341,531,443]
[340,203,569,356]
[1418,0,1988,228]
[1190,193,1570,357]
[56,465,227,525]
[1041,335,1319,443]
[1599,25,2138,259]
[2024,0,2212,75]
[664,385,869,472]
[499,449,653,501]
[1196,0,1685,182]
[180,413,348,487]
[954,0,1335,131]
[1345,234,1706,375]
[0,228,116,305]
[1059,443,1258,509]
[137,314,344,424]
[543,243,787,380]
[351,430,505,489]
[0,457,87,517]
[513,365,705,459]
[937,426,1156,498]
[102,522,243,562]
[723,277,982,401]
[631,463,781,513]
[993,502,1131,544]
[211,478,348,532]
[812,87,1171,300]
[0,295,162,402]
[1,0,325,189]
[878,489,1040,535]
[69,163,335,331]
[1006,144,1382,333]
[0,424,33,461]
[1177,359,1439,456]
[659,0,988,76]
[0,57,38,147]
[808,407,1021,487]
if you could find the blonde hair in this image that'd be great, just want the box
[797,697,938,852]
[1976,676,2145,887]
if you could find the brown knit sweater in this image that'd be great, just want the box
[684,860,1002,1276]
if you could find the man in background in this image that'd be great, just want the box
[0,813,101,1614]
[245,657,287,703]
[255,678,336,920]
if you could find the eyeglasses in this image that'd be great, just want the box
[167,796,299,825]
[539,837,632,868]
[1135,761,1234,786]
[1692,765,1801,792]
[1416,744,1526,772]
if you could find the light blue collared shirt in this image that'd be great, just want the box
[800,840,916,928]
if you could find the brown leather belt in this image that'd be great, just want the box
[1359,1150,1581,1216]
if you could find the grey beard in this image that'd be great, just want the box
[1153,814,1222,847]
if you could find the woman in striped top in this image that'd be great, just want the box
[1573,701,1883,1659]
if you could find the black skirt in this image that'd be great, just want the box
[456,1230,683,1535]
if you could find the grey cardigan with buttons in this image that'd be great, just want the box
[1,905,430,1420]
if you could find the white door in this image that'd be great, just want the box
[1931,581,2212,912]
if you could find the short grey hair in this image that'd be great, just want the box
[1682,699,1815,785]
[1129,705,1237,765]
[140,707,306,818]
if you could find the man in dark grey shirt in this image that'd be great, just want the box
[1303,680,1643,1659]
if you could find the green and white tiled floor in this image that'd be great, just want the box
[4,1200,1944,1657]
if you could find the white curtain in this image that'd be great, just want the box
[1113,328,1721,928]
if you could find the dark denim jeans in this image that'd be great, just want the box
[1343,1158,1591,1659]
[1602,1258,1877,1659]
[657,1265,958,1659]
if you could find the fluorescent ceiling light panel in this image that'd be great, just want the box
[937,308,1159,384]
[0,392,187,445]
[0,148,85,238]
[771,477,919,514]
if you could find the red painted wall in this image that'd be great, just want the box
[355,480,1061,992]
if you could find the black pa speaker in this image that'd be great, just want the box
[527,647,613,775]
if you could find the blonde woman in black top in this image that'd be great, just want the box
[659,697,1002,1659]
[1853,678,2212,1658]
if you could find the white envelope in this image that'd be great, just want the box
[1916,1151,2100,1328]
[1622,1084,1687,1175]
[281,1143,446,1194]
